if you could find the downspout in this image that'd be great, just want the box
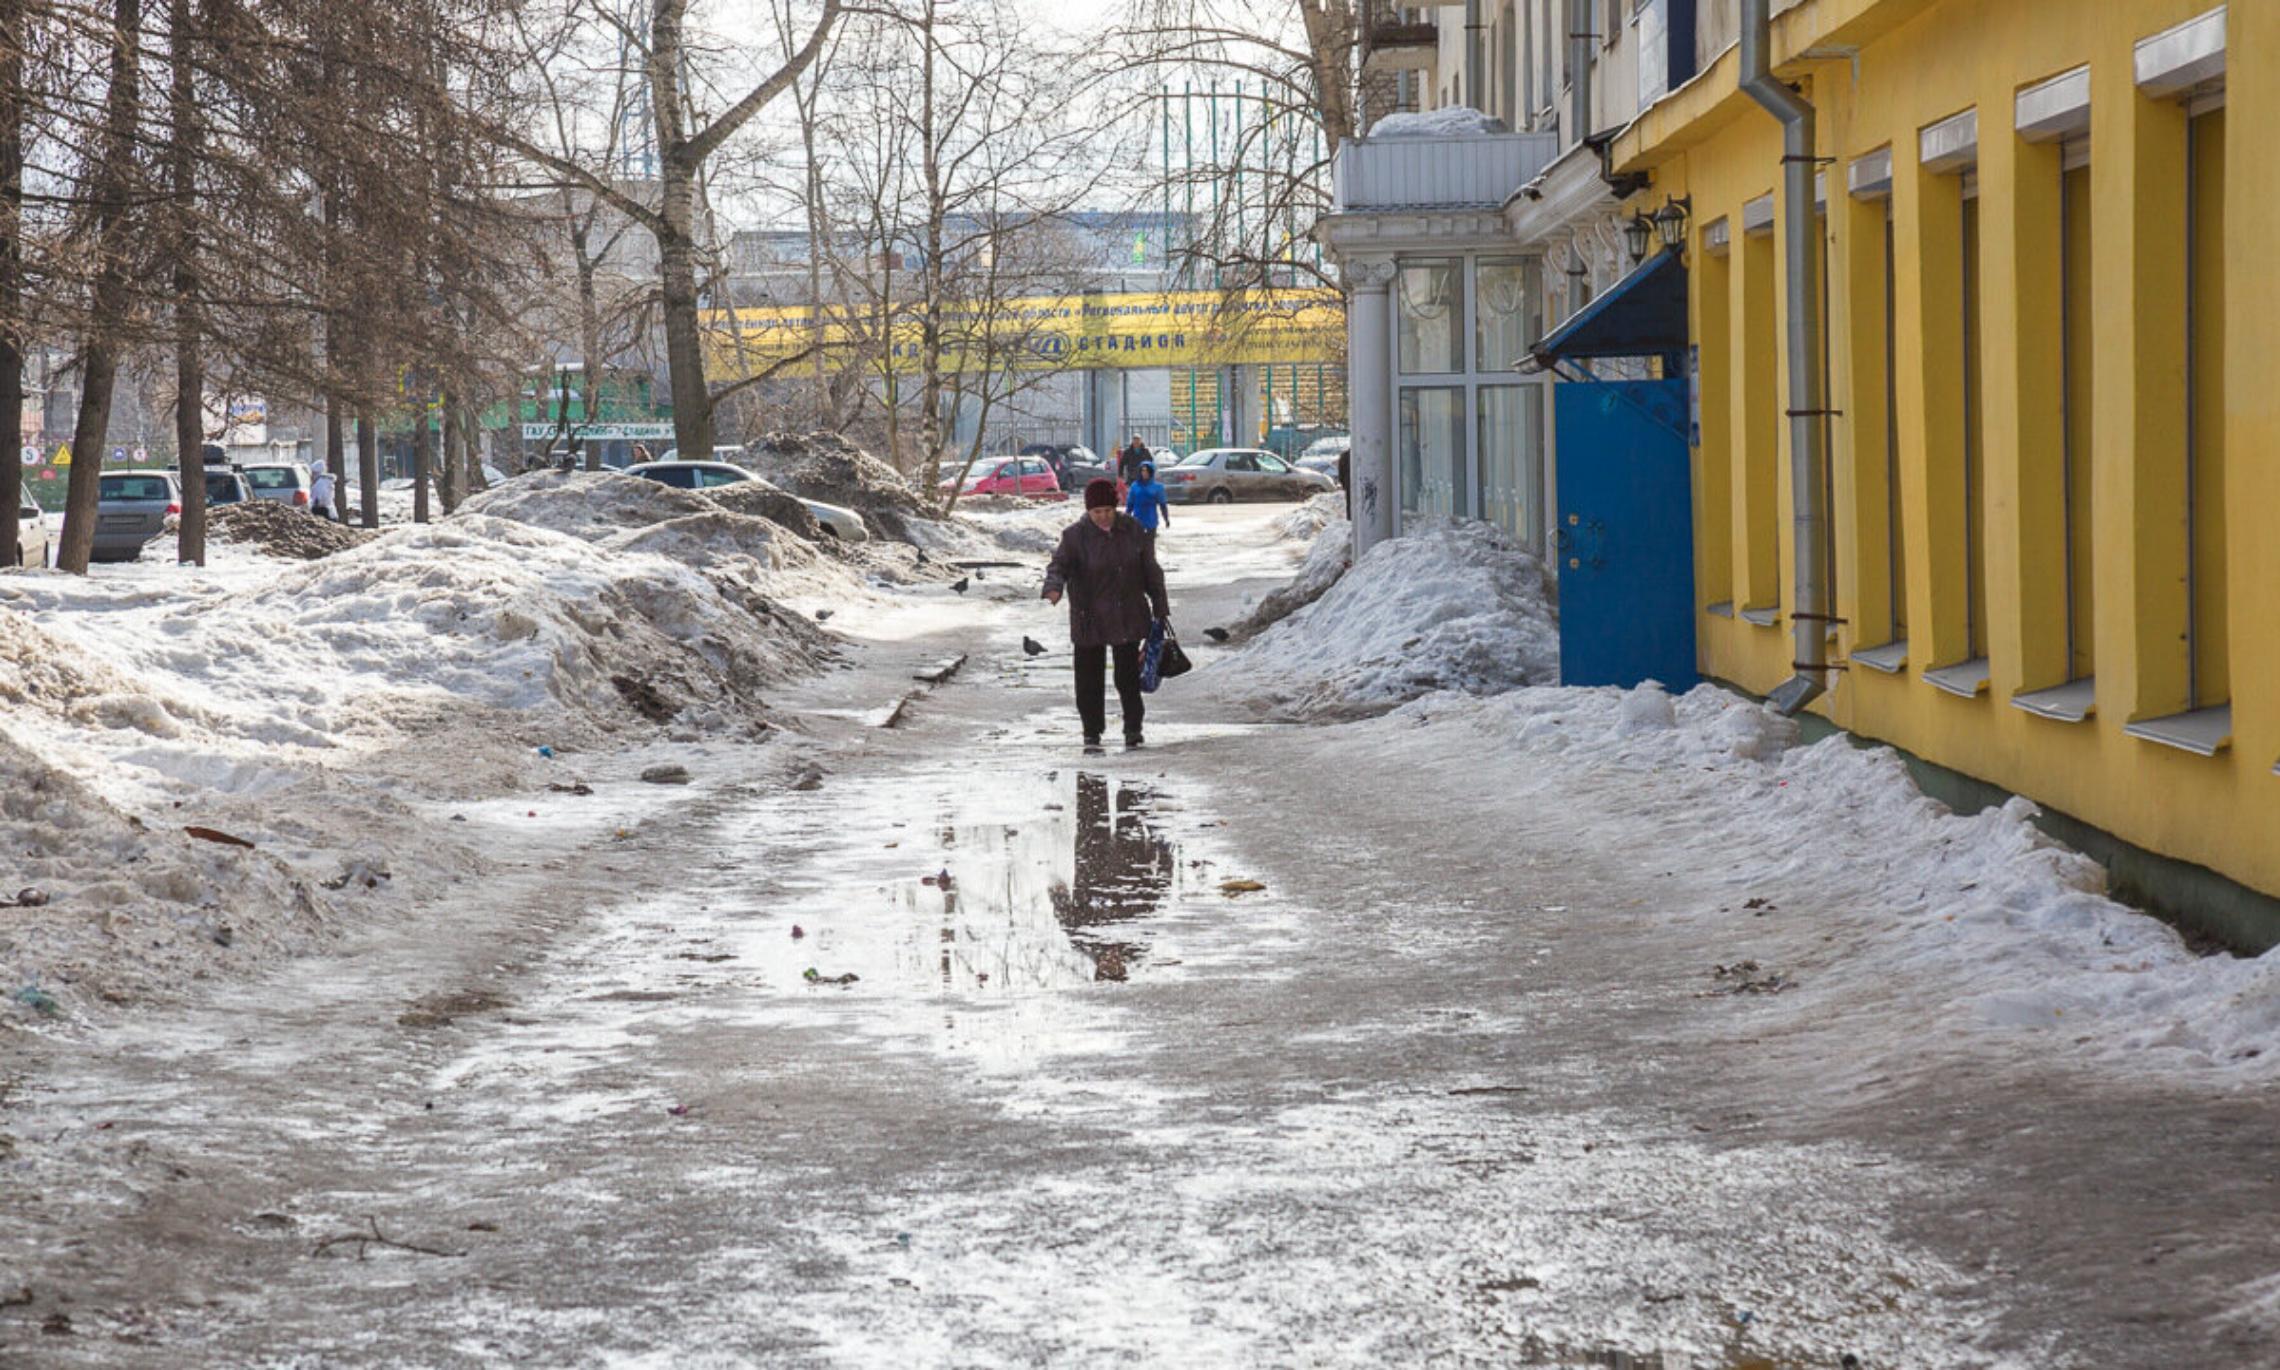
[1739,0,1833,716]
[1568,0,1591,144]
[1466,0,1485,112]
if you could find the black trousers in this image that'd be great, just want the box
[1074,641,1144,740]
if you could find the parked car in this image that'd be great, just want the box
[1297,434,1350,481]
[89,470,180,561]
[13,497,50,567]
[941,455,1063,500]
[239,462,313,509]
[187,468,253,507]
[622,461,868,541]
[1160,448,1337,504]
[1019,443,1104,489]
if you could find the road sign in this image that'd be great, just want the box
[17,445,33,467]
[51,443,70,466]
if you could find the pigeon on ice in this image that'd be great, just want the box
[951,577,970,594]
[1203,627,1230,643]
[1022,636,1046,657]
[815,608,834,622]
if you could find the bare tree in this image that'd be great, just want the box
[503,0,843,464]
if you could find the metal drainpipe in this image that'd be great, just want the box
[1466,0,1485,111]
[1739,0,1834,716]
[1569,0,1591,144]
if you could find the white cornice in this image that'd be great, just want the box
[1314,210,1515,262]
[1502,142,1620,249]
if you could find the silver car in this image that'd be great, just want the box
[91,471,180,561]
[239,462,313,510]
[12,497,50,567]
[1160,448,1338,504]
[622,460,870,542]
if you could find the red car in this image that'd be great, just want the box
[941,456,1065,500]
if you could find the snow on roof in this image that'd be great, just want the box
[1367,107,1506,139]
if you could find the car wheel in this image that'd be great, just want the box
[1206,488,1233,505]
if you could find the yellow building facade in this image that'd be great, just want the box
[1612,1,2280,898]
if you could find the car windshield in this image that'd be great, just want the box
[100,475,171,501]
[204,474,244,502]
[633,466,698,489]
[243,466,301,490]
[1171,451,1217,467]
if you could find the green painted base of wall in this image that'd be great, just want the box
[1784,710,2280,956]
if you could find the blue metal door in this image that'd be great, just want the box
[1554,379,1698,691]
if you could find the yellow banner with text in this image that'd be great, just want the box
[704,288,1345,379]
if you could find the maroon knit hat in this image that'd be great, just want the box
[1084,478,1119,509]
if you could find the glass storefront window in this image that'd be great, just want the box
[1475,258,1535,371]
[1477,384,1546,551]
[1399,386,1465,519]
[1397,260,1463,375]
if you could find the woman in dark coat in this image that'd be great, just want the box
[1042,478,1171,748]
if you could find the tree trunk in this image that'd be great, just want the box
[657,197,711,462]
[324,401,343,515]
[575,240,603,472]
[461,408,487,491]
[56,0,143,575]
[356,410,378,528]
[171,0,204,566]
[412,397,431,523]
[649,1,712,464]
[438,392,461,513]
[916,0,946,490]
[0,0,23,568]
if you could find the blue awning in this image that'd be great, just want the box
[1531,248,1689,365]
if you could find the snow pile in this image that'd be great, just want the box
[1360,683,2280,1078]
[704,479,823,540]
[1275,492,1345,542]
[1223,513,1351,644]
[3,517,831,760]
[207,501,373,560]
[1216,520,1556,717]
[456,469,713,543]
[1369,107,1505,139]
[0,727,335,1013]
[748,431,932,537]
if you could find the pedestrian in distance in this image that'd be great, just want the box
[1118,434,1151,485]
[1126,460,1170,541]
[1042,477,1170,750]
[309,459,336,522]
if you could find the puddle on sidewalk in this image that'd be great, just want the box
[432,759,1259,1113]
[739,766,1197,999]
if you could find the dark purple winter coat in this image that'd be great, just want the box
[1042,513,1170,648]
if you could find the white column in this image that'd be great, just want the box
[1346,256,1399,558]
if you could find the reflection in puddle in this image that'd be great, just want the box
[894,770,1183,993]
[1051,774,1175,980]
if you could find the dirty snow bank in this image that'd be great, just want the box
[207,500,372,560]
[1215,519,1556,717]
[748,430,933,538]
[0,512,836,1018]
[1222,509,1352,644]
[1359,682,2280,1079]
[0,727,337,1015]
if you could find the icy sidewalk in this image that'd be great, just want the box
[1210,512,2276,1083]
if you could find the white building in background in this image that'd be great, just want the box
[1318,1,1713,558]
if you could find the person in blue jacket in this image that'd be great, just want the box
[1126,460,1170,539]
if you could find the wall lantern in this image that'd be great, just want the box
[1623,212,1655,264]
[1653,196,1691,253]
